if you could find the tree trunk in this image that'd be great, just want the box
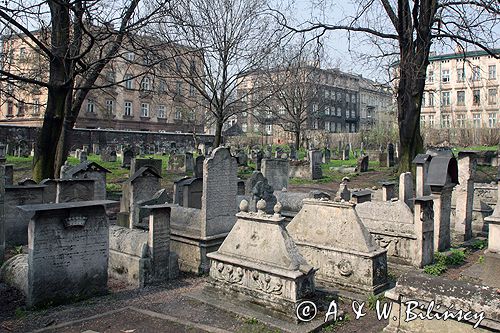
[213,120,223,147]
[294,130,300,151]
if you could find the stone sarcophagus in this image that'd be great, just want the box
[207,199,315,317]
[287,199,389,294]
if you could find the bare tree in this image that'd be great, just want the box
[274,0,500,172]
[154,0,288,147]
[0,0,167,180]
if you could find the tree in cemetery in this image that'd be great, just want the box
[276,0,500,172]
[0,0,166,180]
[154,0,288,147]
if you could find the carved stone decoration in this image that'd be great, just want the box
[252,271,283,295]
[63,216,87,228]
[212,262,244,284]
[337,259,353,277]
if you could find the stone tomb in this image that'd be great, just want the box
[287,199,388,294]
[62,161,110,200]
[1,200,114,307]
[262,158,289,190]
[207,199,315,318]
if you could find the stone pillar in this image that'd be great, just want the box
[454,152,476,242]
[399,172,414,211]
[413,154,431,197]
[431,185,453,252]
[382,182,396,201]
[0,144,6,261]
[413,196,434,268]
[147,204,171,282]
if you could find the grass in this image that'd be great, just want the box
[423,249,468,276]
[451,145,497,152]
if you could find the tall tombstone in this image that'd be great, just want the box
[454,151,477,241]
[126,167,162,228]
[357,155,369,173]
[92,144,100,155]
[322,148,331,164]
[4,164,13,186]
[0,144,5,261]
[194,156,204,178]
[399,172,414,210]
[427,155,458,252]
[79,150,88,162]
[413,197,435,268]
[289,145,297,160]
[200,147,238,238]
[387,143,395,167]
[382,182,396,201]
[379,152,388,167]
[185,152,194,173]
[412,154,432,197]
[182,178,203,209]
[261,158,289,190]
[146,204,172,282]
[18,200,113,307]
[121,148,135,168]
[245,171,266,196]
[342,146,350,160]
[255,150,264,171]
[309,150,323,180]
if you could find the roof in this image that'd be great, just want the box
[412,154,432,164]
[429,48,500,62]
[427,155,459,187]
[67,161,111,176]
[129,166,162,182]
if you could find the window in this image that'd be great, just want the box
[176,81,182,95]
[265,124,272,135]
[124,74,133,89]
[125,52,135,61]
[278,105,286,115]
[175,108,182,120]
[442,69,450,83]
[429,115,435,127]
[473,90,481,105]
[488,113,497,128]
[312,103,318,114]
[32,99,40,115]
[87,99,95,113]
[324,90,329,98]
[124,101,133,116]
[457,91,465,106]
[266,110,272,118]
[427,70,434,83]
[325,121,330,131]
[420,115,426,127]
[105,99,114,115]
[457,114,466,128]
[473,113,481,128]
[325,106,330,115]
[441,91,450,106]
[19,47,26,60]
[106,71,115,83]
[428,92,434,106]
[189,84,195,97]
[17,101,25,116]
[140,103,150,117]
[157,105,166,118]
[253,123,260,132]
[472,66,481,81]
[242,123,247,132]
[141,77,151,91]
[441,114,451,128]
[457,68,465,82]
[7,101,13,116]
[422,94,426,107]
[312,119,319,130]
[488,88,497,105]
[489,65,496,80]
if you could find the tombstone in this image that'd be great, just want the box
[109,150,117,162]
[387,143,395,167]
[56,179,95,203]
[427,154,458,251]
[173,176,191,206]
[130,158,162,176]
[168,154,185,172]
[399,172,414,210]
[309,150,323,180]
[265,145,272,159]
[412,154,432,197]
[255,150,263,171]
[289,145,297,160]
[484,169,500,253]
[322,148,331,164]
[342,147,350,160]
[82,144,90,154]
[454,151,477,242]
[251,178,277,214]
[261,159,289,190]
[144,204,172,282]
[207,199,315,317]
[18,178,37,186]
[121,148,135,168]
[382,182,396,201]
[236,150,248,166]
[337,178,351,201]
[60,160,72,179]
[62,161,110,200]
[357,155,369,173]
[4,164,13,186]
[351,190,372,204]
[237,180,245,195]
[194,156,204,178]
[15,200,113,307]
[185,152,194,173]
[40,179,57,203]
[79,150,88,162]
[245,171,265,196]
[413,196,435,268]
[379,152,388,167]
[182,178,203,209]
[92,144,100,155]
[287,199,388,294]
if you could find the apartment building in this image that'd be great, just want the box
[0,30,206,132]
[420,49,500,129]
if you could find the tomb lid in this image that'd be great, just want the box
[457,150,478,156]
[174,176,191,185]
[412,154,431,164]
[182,177,202,186]
[129,166,162,182]
[18,200,116,212]
[425,147,454,157]
[426,155,458,187]
[352,190,372,197]
[381,181,396,186]
[67,161,111,176]
[411,196,435,202]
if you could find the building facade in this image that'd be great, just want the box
[420,49,500,129]
[0,31,206,133]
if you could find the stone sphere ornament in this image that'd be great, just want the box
[256,199,266,212]
[239,199,249,212]
[273,202,282,215]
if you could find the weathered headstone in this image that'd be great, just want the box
[382,182,396,201]
[130,158,162,176]
[454,151,477,241]
[121,148,135,168]
[255,150,263,171]
[351,190,372,204]
[309,150,323,180]
[79,150,88,162]
[262,158,289,190]
[399,172,414,210]
[251,178,276,214]
[289,145,297,160]
[185,152,194,173]
[194,156,204,178]
[387,143,395,167]
[322,148,331,164]
[357,155,369,173]
[413,154,432,197]
[63,161,110,200]
[379,152,388,167]
[236,150,248,166]
[182,178,203,209]
[4,164,13,186]
[413,196,435,267]
[342,146,350,160]
[56,179,95,203]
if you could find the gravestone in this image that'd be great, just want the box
[413,154,432,197]
[262,158,289,190]
[168,154,186,172]
[379,152,388,167]
[144,204,172,282]
[399,172,414,210]
[387,143,395,167]
[92,144,100,155]
[5,165,13,186]
[79,150,88,162]
[201,147,238,238]
[289,145,297,160]
[18,178,37,186]
[56,179,95,203]
[17,200,113,307]
[63,161,110,200]
[109,150,117,162]
[342,146,350,160]
[251,178,277,214]
[382,182,396,201]
[309,150,323,180]
[122,148,135,168]
[322,148,331,164]
[185,152,194,173]
[357,155,369,172]
[246,171,266,196]
[236,150,248,166]
[182,178,203,209]
[130,158,162,176]
[255,150,263,171]
[265,145,272,159]
[194,156,204,178]
[173,176,190,206]
[351,190,372,204]
[454,151,477,242]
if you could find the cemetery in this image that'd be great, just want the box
[0,141,499,333]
